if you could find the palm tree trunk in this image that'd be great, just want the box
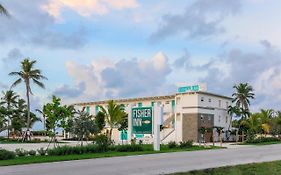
[26,81,31,141]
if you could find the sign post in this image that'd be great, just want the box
[153,105,162,151]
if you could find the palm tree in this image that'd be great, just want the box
[0,90,19,139]
[0,4,9,16]
[98,100,127,140]
[232,83,255,117]
[227,105,240,130]
[9,59,47,140]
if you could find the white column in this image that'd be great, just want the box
[126,104,133,144]
[153,105,162,151]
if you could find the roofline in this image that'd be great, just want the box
[72,94,176,106]
[73,91,232,106]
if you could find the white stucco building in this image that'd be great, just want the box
[73,85,232,144]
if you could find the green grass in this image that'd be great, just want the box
[0,145,222,166]
[239,141,281,146]
[169,160,281,175]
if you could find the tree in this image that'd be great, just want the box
[44,96,72,148]
[95,111,105,133]
[227,105,240,130]
[0,106,8,133]
[0,90,19,139]
[232,83,255,116]
[0,4,9,16]
[71,110,98,146]
[9,59,47,140]
[98,100,127,141]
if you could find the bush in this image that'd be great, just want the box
[179,140,193,148]
[15,148,28,157]
[246,137,280,143]
[47,144,101,156]
[93,134,112,152]
[167,141,177,148]
[0,149,16,160]
[37,148,47,156]
[28,150,37,156]
[114,144,143,152]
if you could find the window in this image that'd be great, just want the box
[151,101,155,107]
[226,102,229,107]
[209,98,211,102]
[165,101,170,104]
[218,115,221,122]
[157,101,162,106]
[226,116,228,123]
[219,100,221,107]
[201,97,204,102]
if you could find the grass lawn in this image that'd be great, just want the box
[169,160,281,175]
[0,145,222,166]
[239,141,281,146]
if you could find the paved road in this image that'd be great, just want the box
[2,144,281,175]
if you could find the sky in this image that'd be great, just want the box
[0,0,281,129]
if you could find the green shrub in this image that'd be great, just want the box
[246,137,280,143]
[179,140,193,148]
[0,149,16,160]
[15,148,28,157]
[37,148,47,156]
[28,150,37,156]
[167,141,177,148]
[93,134,111,152]
[114,144,143,152]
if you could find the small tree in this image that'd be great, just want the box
[71,111,98,146]
[98,100,127,141]
[95,111,105,133]
[44,96,72,148]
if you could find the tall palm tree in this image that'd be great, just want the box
[0,4,9,16]
[227,105,240,130]
[98,100,127,140]
[9,59,47,139]
[232,83,255,117]
[0,90,19,139]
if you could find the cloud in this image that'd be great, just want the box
[0,0,88,49]
[173,49,191,69]
[186,41,281,111]
[150,0,241,42]
[53,82,86,98]
[2,48,23,63]
[42,0,139,20]
[56,52,173,104]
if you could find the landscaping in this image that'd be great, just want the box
[0,140,222,166]
[169,160,281,175]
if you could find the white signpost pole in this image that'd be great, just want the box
[153,105,162,151]
[126,104,132,144]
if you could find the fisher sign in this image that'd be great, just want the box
[132,107,152,134]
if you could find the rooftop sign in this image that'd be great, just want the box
[178,84,207,93]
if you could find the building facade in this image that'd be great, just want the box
[73,91,232,144]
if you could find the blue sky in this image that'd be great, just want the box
[1,0,281,129]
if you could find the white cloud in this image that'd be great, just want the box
[56,52,173,104]
[42,0,139,20]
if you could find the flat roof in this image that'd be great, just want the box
[73,91,232,106]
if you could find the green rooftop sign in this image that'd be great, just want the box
[178,85,200,93]
[132,107,153,134]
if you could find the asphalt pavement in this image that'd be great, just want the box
[1,144,281,175]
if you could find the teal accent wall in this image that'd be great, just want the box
[86,106,90,114]
[120,130,128,140]
[172,100,175,108]
[138,102,142,107]
[95,106,99,114]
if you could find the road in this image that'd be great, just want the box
[1,144,281,175]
